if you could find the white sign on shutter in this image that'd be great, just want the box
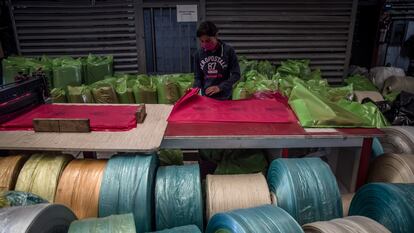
[177,5,198,22]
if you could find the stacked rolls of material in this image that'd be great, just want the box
[353,91,384,103]
[0,191,47,208]
[302,216,390,233]
[68,213,136,233]
[0,203,76,233]
[155,164,203,231]
[0,155,27,191]
[15,153,73,202]
[205,173,271,220]
[349,183,414,233]
[206,204,304,233]
[267,158,342,225]
[150,225,201,233]
[368,153,414,183]
[55,159,107,219]
[341,193,354,217]
[99,154,158,233]
[379,127,414,154]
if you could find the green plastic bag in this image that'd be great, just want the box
[199,149,268,174]
[245,70,268,82]
[257,60,275,79]
[52,57,82,88]
[50,88,67,103]
[232,82,252,100]
[158,150,184,166]
[91,80,119,103]
[239,58,258,81]
[276,60,321,80]
[85,54,113,84]
[156,75,180,104]
[26,56,53,89]
[67,85,95,103]
[345,74,378,91]
[287,81,389,128]
[132,76,157,104]
[2,57,30,84]
[115,77,135,104]
[253,79,278,92]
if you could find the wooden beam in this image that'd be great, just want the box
[33,118,90,133]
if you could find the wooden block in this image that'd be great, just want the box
[136,104,147,124]
[33,119,60,132]
[59,119,90,132]
[33,118,90,133]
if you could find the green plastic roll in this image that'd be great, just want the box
[206,205,304,233]
[2,57,30,84]
[50,88,67,103]
[67,85,95,103]
[68,213,136,233]
[133,77,157,104]
[155,164,203,231]
[15,153,73,202]
[52,57,82,88]
[116,77,136,104]
[349,183,414,233]
[149,225,201,233]
[99,154,158,233]
[0,191,47,208]
[267,158,342,225]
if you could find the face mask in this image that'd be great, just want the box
[201,41,217,51]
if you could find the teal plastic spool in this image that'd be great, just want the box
[99,154,158,233]
[349,183,414,233]
[206,204,304,233]
[267,158,342,225]
[372,137,384,158]
[155,164,203,231]
[68,213,136,233]
[149,225,201,233]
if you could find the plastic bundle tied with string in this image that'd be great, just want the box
[206,173,271,220]
[349,183,414,233]
[0,191,47,208]
[206,204,304,233]
[149,225,201,233]
[302,216,390,233]
[0,203,76,233]
[55,159,107,219]
[15,153,73,202]
[368,153,414,183]
[267,158,342,225]
[68,213,136,233]
[99,154,158,233]
[0,155,27,192]
[155,164,203,231]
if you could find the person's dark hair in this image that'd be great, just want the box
[197,21,218,37]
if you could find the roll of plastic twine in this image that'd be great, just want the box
[205,173,271,220]
[55,159,107,219]
[15,153,73,202]
[267,158,343,225]
[155,164,203,230]
[206,204,304,233]
[379,127,414,154]
[0,203,76,233]
[149,225,201,233]
[68,213,136,233]
[341,193,354,217]
[368,153,414,183]
[0,155,27,191]
[349,183,414,233]
[302,216,390,233]
[99,154,158,233]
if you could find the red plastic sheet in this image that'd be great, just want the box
[167,89,298,123]
[0,104,138,131]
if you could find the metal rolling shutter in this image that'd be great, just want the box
[8,0,141,73]
[388,0,414,20]
[205,0,358,83]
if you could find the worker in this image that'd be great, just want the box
[194,21,241,100]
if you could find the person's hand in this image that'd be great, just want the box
[205,86,221,96]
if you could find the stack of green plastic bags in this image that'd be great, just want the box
[276,60,389,128]
[233,58,278,100]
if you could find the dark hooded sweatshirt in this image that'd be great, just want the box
[193,40,241,100]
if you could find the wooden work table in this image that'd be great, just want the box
[0,104,172,153]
